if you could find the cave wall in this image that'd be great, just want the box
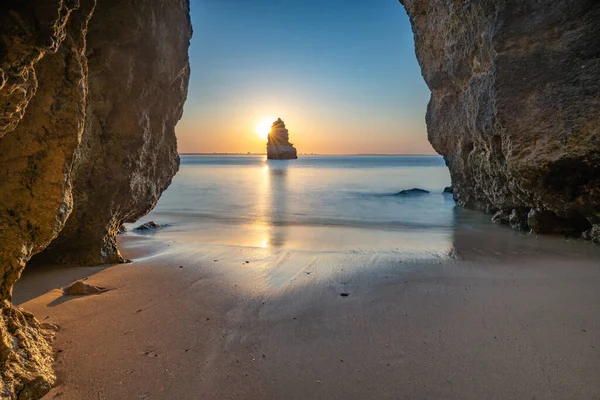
[400,0,600,234]
[35,0,191,265]
[0,0,190,397]
[0,0,95,301]
[0,0,190,297]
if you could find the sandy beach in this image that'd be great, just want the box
[14,221,600,400]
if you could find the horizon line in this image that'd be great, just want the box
[179,152,441,157]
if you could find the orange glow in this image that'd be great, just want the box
[256,119,273,140]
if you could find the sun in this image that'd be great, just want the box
[256,119,273,139]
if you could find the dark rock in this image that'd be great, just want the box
[397,188,430,195]
[340,293,350,297]
[400,0,600,233]
[509,209,530,232]
[582,225,600,243]
[528,209,591,235]
[134,221,162,231]
[443,186,454,194]
[492,209,511,225]
[492,208,530,231]
[118,225,128,234]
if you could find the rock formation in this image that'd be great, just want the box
[0,0,190,397]
[267,118,298,160]
[397,188,430,196]
[400,0,600,236]
[32,0,190,266]
[64,280,107,296]
[0,0,598,397]
[0,301,58,400]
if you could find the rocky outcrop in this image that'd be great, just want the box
[0,1,190,397]
[134,221,162,231]
[400,0,600,236]
[397,188,430,196]
[34,0,191,265]
[0,301,57,400]
[0,0,96,301]
[267,118,298,160]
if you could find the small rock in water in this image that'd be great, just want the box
[117,224,128,234]
[64,280,106,296]
[134,221,161,231]
[397,188,430,195]
[340,292,350,297]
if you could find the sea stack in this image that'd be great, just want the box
[267,118,298,160]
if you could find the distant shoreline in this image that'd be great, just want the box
[179,153,440,157]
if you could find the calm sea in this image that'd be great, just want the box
[125,155,471,253]
[124,154,600,262]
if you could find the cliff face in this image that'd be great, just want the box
[400,0,600,235]
[35,0,191,265]
[0,1,96,396]
[0,0,95,301]
[0,0,190,295]
[0,0,190,397]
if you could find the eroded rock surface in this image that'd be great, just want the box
[0,0,96,301]
[0,1,83,138]
[35,0,191,265]
[0,1,191,398]
[0,301,57,400]
[400,0,600,235]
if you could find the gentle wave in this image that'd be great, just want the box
[149,210,457,230]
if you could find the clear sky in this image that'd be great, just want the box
[177,0,433,155]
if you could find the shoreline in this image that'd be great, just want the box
[14,224,600,399]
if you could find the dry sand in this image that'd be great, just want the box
[13,226,600,400]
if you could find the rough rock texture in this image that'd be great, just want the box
[0,0,96,301]
[492,208,529,231]
[582,225,600,243]
[267,118,298,160]
[35,0,191,265]
[0,301,57,400]
[400,0,600,235]
[134,221,162,231]
[0,1,83,138]
[0,1,191,398]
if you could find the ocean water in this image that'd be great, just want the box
[127,155,468,254]
[124,154,600,265]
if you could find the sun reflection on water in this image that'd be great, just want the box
[253,160,290,249]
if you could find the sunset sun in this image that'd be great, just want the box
[256,119,273,139]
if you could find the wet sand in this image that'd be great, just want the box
[14,224,600,400]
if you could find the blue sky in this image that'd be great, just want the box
[177,0,433,154]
